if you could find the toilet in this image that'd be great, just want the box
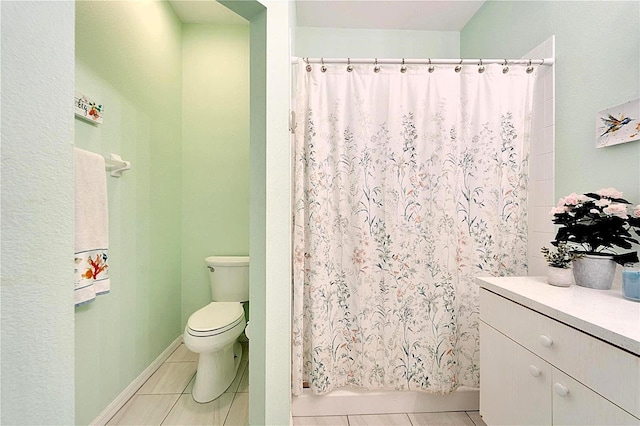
[183,256,249,403]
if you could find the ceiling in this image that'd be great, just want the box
[168,1,248,25]
[169,1,486,31]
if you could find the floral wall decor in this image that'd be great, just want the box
[74,91,104,124]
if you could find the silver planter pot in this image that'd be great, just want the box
[572,254,616,290]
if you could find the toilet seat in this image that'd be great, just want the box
[187,302,244,338]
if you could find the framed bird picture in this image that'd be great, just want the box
[596,98,639,148]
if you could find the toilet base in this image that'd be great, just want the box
[192,340,242,403]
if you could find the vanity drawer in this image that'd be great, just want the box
[480,288,640,418]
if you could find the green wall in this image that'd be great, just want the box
[221,1,294,423]
[295,26,460,58]
[75,3,251,423]
[461,1,640,202]
[258,2,293,423]
[74,2,183,424]
[181,23,250,327]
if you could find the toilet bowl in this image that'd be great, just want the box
[183,256,249,403]
[183,302,246,402]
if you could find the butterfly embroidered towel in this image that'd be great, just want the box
[74,148,109,306]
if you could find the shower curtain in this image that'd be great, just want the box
[292,59,535,395]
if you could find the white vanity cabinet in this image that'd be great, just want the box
[480,321,552,425]
[478,276,640,426]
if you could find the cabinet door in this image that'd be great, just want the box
[480,322,552,426]
[552,369,639,426]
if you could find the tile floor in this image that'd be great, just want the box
[292,411,486,426]
[106,342,249,425]
[106,341,486,426]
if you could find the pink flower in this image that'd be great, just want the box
[596,187,623,199]
[632,205,640,218]
[562,192,580,205]
[595,198,611,207]
[603,203,628,219]
[550,206,568,214]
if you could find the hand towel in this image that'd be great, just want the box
[74,148,110,306]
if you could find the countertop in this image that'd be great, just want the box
[477,276,640,356]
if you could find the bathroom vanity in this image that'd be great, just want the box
[478,276,640,425]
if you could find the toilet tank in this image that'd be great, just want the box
[205,256,249,302]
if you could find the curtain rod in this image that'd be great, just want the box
[291,57,554,66]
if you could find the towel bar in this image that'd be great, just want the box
[105,154,131,178]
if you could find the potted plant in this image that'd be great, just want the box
[540,243,578,287]
[550,188,640,289]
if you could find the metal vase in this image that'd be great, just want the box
[572,254,616,290]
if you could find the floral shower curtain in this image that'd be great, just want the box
[292,59,536,395]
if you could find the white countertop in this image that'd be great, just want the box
[477,276,640,356]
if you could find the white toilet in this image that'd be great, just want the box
[183,256,249,403]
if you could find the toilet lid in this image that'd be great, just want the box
[187,302,244,333]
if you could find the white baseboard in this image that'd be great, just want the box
[90,334,183,426]
[291,386,479,417]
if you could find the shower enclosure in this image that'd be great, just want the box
[291,45,553,415]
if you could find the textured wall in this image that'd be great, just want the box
[0,1,75,424]
[461,1,640,202]
[180,23,250,329]
[74,2,183,424]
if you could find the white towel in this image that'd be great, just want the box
[74,148,110,306]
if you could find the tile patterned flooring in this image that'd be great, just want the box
[293,411,486,426]
[106,343,248,425]
[106,342,486,426]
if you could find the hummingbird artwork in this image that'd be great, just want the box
[600,114,634,137]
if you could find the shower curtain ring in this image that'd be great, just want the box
[305,57,312,72]
[526,59,534,74]
[347,58,353,72]
[478,59,485,73]
[428,58,435,73]
[374,58,380,73]
[400,58,407,73]
[455,59,462,73]
[321,57,327,73]
[502,59,509,74]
